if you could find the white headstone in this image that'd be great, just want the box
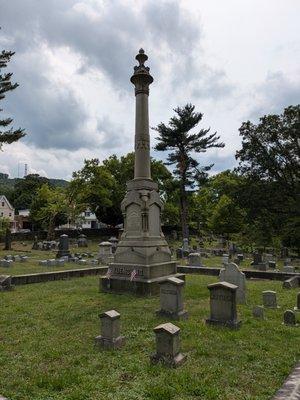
[219,262,246,304]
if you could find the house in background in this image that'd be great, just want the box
[58,208,103,230]
[0,195,17,232]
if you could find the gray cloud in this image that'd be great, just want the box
[0,0,233,156]
[248,71,300,120]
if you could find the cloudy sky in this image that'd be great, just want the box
[0,0,299,179]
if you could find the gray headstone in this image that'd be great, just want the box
[150,322,186,368]
[156,277,188,320]
[77,234,88,248]
[56,234,71,259]
[182,238,189,253]
[98,242,113,264]
[20,256,28,263]
[206,281,241,329]
[188,252,202,267]
[294,292,300,312]
[262,290,279,309]
[283,276,300,289]
[39,260,48,266]
[283,310,297,326]
[219,262,246,304]
[222,254,229,265]
[95,310,125,349]
[253,252,262,265]
[268,260,276,269]
[0,259,13,268]
[252,305,264,319]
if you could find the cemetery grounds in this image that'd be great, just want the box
[0,240,299,399]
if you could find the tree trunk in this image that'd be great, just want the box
[179,179,189,240]
[4,227,12,250]
[47,218,55,240]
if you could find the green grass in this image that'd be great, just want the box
[0,242,99,275]
[1,275,300,400]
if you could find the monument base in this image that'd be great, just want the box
[150,352,187,368]
[100,273,185,296]
[155,309,188,320]
[94,335,125,349]
[205,318,242,330]
[56,250,71,259]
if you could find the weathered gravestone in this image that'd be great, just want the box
[188,253,201,267]
[108,237,119,254]
[284,258,292,266]
[252,305,264,319]
[0,275,13,291]
[219,262,246,304]
[262,290,280,309]
[252,252,262,266]
[182,238,189,253]
[77,234,88,248]
[95,310,125,349]
[32,235,39,250]
[268,260,276,269]
[283,310,297,326]
[98,242,113,264]
[294,293,300,312]
[222,254,229,265]
[206,281,241,329]
[156,277,188,320]
[283,276,300,289]
[56,234,71,259]
[237,254,244,262]
[150,322,186,368]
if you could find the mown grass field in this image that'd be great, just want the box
[1,274,299,400]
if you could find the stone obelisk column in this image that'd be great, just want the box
[130,49,153,180]
[100,49,184,296]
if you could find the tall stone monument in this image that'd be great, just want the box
[101,49,184,295]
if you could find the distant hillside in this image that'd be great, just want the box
[0,176,69,189]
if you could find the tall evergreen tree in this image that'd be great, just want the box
[0,41,26,147]
[153,103,224,238]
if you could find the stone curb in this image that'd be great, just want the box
[272,362,300,399]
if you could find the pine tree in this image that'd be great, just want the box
[0,43,26,147]
[153,103,224,239]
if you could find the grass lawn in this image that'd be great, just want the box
[0,242,99,276]
[1,275,300,400]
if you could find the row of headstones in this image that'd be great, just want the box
[0,255,28,267]
[38,257,90,267]
[253,291,300,326]
[95,310,186,367]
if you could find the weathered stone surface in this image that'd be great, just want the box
[222,254,229,265]
[156,277,188,320]
[283,276,300,289]
[263,290,279,309]
[77,234,88,248]
[150,322,186,367]
[294,292,300,312]
[0,259,13,268]
[95,309,125,349]
[272,362,300,399]
[219,262,246,304]
[56,234,71,259]
[206,281,241,329]
[252,305,264,319]
[268,260,277,269]
[283,310,297,326]
[98,242,112,264]
[0,275,13,291]
[188,252,201,267]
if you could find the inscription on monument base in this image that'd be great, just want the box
[113,266,144,277]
